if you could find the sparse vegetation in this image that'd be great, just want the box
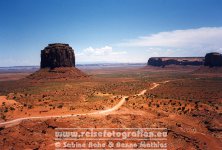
[57,104,63,108]
[0,65,221,150]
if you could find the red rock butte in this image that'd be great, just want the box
[27,43,87,80]
[41,43,75,68]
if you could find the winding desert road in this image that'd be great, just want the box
[0,81,166,127]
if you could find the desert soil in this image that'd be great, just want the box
[0,66,221,150]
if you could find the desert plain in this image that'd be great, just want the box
[0,65,221,150]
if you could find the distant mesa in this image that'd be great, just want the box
[27,43,87,80]
[204,52,222,67]
[147,57,204,67]
[41,43,75,68]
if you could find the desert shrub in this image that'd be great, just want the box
[4,108,8,113]
[182,107,185,111]
[172,102,176,106]
[148,102,152,107]
[176,123,181,127]
[9,107,15,111]
[42,130,46,134]
[1,115,6,120]
[195,105,198,109]
[57,104,63,108]
[70,106,75,110]
[2,102,6,106]
[28,105,33,109]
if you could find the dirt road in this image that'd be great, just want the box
[0,81,164,127]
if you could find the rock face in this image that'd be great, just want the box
[148,58,163,66]
[148,57,204,67]
[40,43,75,69]
[204,52,222,67]
[27,43,88,80]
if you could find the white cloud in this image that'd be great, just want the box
[82,46,112,56]
[77,46,126,56]
[76,46,127,63]
[119,27,222,52]
[76,27,222,63]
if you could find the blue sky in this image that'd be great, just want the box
[0,0,222,66]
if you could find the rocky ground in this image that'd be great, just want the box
[0,66,221,149]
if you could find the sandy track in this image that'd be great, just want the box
[0,96,129,127]
[0,80,166,127]
[150,83,160,90]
